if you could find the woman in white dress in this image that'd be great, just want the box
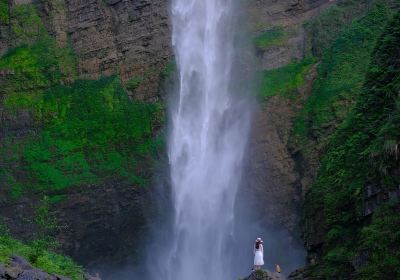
[253,237,264,271]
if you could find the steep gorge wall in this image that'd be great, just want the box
[246,0,336,233]
[0,0,170,268]
[2,0,172,101]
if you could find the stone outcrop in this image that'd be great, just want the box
[0,255,100,280]
[244,270,287,280]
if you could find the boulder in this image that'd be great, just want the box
[245,270,287,280]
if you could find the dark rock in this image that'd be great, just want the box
[11,256,33,270]
[0,263,5,277]
[5,265,23,279]
[245,270,286,280]
[16,269,56,280]
[105,0,121,5]
[0,257,78,280]
[288,267,318,280]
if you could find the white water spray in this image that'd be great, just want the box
[158,0,251,279]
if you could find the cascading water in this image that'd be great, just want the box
[155,0,252,279]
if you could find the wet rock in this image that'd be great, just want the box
[16,269,56,280]
[0,264,5,277]
[247,65,318,233]
[10,256,33,270]
[0,256,97,280]
[245,270,287,280]
[5,265,23,279]
[288,267,316,280]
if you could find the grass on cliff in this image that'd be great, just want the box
[293,0,396,140]
[259,57,316,100]
[0,235,84,280]
[2,77,164,198]
[304,0,384,57]
[0,2,164,199]
[254,26,290,50]
[305,11,400,279]
[0,198,85,280]
[0,0,9,24]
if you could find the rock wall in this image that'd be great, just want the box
[249,0,335,70]
[245,0,335,233]
[0,0,172,268]
[0,180,149,268]
[62,0,172,101]
[4,0,172,101]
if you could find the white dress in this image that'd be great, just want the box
[254,244,264,266]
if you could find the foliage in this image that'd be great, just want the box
[0,233,84,280]
[259,57,316,100]
[9,3,47,43]
[0,2,164,198]
[126,76,143,91]
[254,26,290,50]
[1,77,164,197]
[305,0,382,57]
[305,11,400,279]
[357,203,400,279]
[294,0,395,138]
[160,60,177,79]
[0,0,8,24]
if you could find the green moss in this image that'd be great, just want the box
[293,1,395,138]
[2,77,164,197]
[0,38,77,115]
[10,3,47,43]
[0,0,9,24]
[259,57,316,100]
[126,76,143,91]
[0,235,84,280]
[305,11,400,279]
[160,60,177,79]
[358,203,400,279]
[305,0,382,57]
[254,26,290,49]
[48,195,66,204]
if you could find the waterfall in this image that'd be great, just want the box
[151,0,252,279]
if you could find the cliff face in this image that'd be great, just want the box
[0,0,169,268]
[2,0,172,101]
[245,0,336,233]
[247,1,400,278]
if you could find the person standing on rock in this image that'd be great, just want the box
[253,237,264,271]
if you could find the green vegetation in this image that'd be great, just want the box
[259,57,315,99]
[0,0,9,24]
[126,76,143,91]
[294,1,394,139]
[0,197,84,279]
[358,204,400,279]
[0,3,164,200]
[0,1,164,277]
[305,11,400,279]
[305,0,378,57]
[254,26,290,50]
[1,77,164,197]
[0,223,84,280]
[10,3,47,43]
[160,60,177,79]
